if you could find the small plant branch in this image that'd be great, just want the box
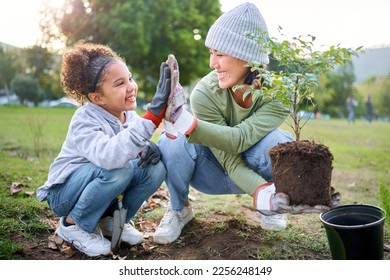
[238,30,363,141]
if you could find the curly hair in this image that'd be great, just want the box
[61,42,125,104]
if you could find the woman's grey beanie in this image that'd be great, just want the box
[205,2,269,65]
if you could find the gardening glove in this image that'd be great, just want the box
[137,141,161,168]
[142,61,171,127]
[253,182,341,215]
[163,54,197,139]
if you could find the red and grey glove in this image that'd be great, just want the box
[253,182,341,215]
[163,55,197,139]
[142,61,171,127]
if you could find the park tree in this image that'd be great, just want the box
[315,61,358,118]
[377,76,390,117]
[39,0,221,99]
[23,46,54,80]
[11,74,42,106]
[356,75,390,117]
[22,46,63,100]
[0,47,20,100]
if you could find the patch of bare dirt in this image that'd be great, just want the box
[14,189,390,260]
[18,209,267,260]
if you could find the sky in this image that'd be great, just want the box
[0,0,389,50]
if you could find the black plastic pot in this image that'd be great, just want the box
[320,204,385,260]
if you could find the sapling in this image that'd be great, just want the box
[233,29,363,206]
[236,28,363,140]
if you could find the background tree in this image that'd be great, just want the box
[22,46,62,100]
[315,61,358,118]
[356,75,390,118]
[0,47,21,101]
[39,0,221,99]
[23,46,53,80]
[11,74,42,106]
[377,76,390,117]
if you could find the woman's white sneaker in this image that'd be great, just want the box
[153,206,193,244]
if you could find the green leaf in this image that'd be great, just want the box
[242,29,363,140]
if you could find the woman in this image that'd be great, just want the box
[154,2,338,244]
[153,3,286,245]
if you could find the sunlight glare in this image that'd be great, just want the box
[46,0,64,8]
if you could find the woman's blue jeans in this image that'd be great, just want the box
[46,160,166,233]
[158,128,293,211]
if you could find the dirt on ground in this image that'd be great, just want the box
[16,210,390,260]
[14,188,390,261]
[18,207,280,260]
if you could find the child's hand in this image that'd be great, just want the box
[137,141,161,168]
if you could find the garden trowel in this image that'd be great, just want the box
[111,194,127,252]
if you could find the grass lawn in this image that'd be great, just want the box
[0,105,389,260]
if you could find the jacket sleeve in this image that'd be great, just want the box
[70,115,155,170]
[188,87,289,154]
[212,147,267,194]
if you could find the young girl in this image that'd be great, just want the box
[37,42,171,257]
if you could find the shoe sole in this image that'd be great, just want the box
[121,237,144,246]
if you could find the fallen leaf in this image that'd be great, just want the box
[41,217,59,231]
[142,243,158,253]
[48,234,56,242]
[152,187,170,200]
[24,191,35,197]
[143,231,153,239]
[54,235,63,245]
[138,220,157,232]
[47,240,58,250]
[111,253,127,260]
[61,243,76,258]
[47,233,64,251]
[10,182,23,195]
[147,197,162,209]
